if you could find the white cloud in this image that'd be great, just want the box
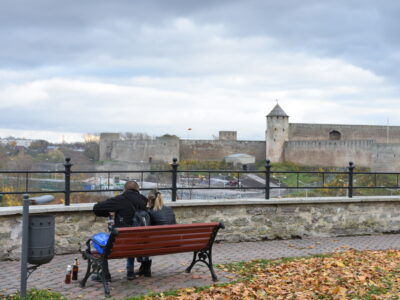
[0,14,400,142]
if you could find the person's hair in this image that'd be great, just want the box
[124,181,139,191]
[147,189,164,211]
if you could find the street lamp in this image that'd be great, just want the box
[272,175,286,198]
[298,180,314,198]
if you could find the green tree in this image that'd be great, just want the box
[47,149,65,162]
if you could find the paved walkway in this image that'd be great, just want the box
[1,234,400,299]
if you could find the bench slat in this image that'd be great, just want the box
[108,243,208,258]
[111,237,209,252]
[114,232,212,244]
[115,223,220,234]
[114,230,213,243]
[116,228,214,238]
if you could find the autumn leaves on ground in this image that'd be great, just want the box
[145,249,400,300]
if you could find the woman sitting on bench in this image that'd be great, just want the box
[136,189,176,277]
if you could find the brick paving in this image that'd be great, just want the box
[1,234,400,299]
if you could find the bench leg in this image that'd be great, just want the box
[101,260,111,297]
[80,255,110,297]
[185,250,218,281]
[80,258,92,288]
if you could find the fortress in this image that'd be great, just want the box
[99,104,400,171]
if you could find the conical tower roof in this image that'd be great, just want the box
[267,104,288,117]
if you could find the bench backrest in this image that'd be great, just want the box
[105,222,223,259]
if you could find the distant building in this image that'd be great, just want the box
[0,138,33,148]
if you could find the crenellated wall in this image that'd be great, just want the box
[2,196,400,261]
[289,123,400,143]
[111,138,180,163]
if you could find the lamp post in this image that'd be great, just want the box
[272,175,286,198]
[298,180,314,198]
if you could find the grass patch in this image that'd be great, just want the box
[2,289,67,300]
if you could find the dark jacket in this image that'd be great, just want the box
[148,205,176,225]
[93,189,148,227]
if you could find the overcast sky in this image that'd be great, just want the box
[1,0,399,142]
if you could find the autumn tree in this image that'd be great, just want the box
[29,140,49,153]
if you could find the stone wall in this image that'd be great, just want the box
[1,196,400,261]
[371,143,400,172]
[99,133,121,161]
[179,140,265,162]
[289,123,400,143]
[99,134,265,164]
[111,137,180,163]
[284,140,374,167]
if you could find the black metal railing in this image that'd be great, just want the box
[1,158,400,206]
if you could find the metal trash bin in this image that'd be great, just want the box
[28,214,55,265]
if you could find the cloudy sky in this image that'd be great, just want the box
[1,0,399,142]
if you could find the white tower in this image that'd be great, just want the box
[266,104,289,162]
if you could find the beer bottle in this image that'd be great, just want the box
[64,265,72,284]
[72,258,79,280]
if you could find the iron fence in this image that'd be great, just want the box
[1,158,400,206]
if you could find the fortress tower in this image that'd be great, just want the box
[99,132,121,161]
[266,104,289,162]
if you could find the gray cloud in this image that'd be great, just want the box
[2,0,399,77]
[0,0,400,142]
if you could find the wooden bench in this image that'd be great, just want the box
[80,222,224,297]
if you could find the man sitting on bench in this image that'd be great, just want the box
[93,180,148,281]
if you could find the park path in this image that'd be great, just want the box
[1,234,400,299]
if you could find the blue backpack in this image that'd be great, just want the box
[92,232,109,254]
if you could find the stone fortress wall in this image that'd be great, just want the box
[99,104,400,171]
[100,131,265,165]
[111,138,180,163]
[289,123,400,143]
[180,140,265,162]
[284,140,375,167]
[282,123,400,171]
[266,105,400,171]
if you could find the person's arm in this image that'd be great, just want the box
[93,196,121,217]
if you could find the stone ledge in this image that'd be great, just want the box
[1,196,400,216]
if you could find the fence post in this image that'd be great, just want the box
[265,160,271,199]
[64,157,72,206]
[348,161,354,198]
[171,158,178,202]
